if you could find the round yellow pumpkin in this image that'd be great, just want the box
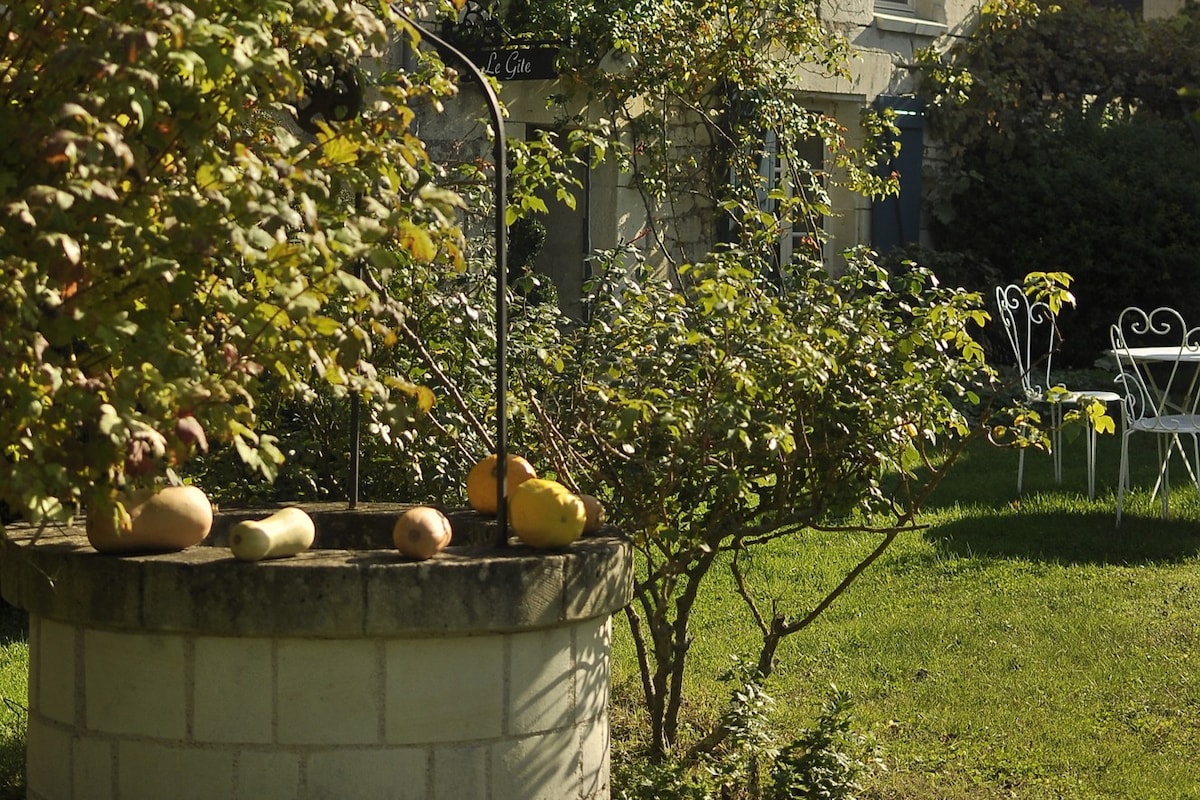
[466,453,537,515]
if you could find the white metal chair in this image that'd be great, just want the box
[1109,306,1200,524]
[995,284,1121,499]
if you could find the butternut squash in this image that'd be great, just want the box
[86,485,213,554]
[578,493,606,534]
[228,507,316,561]
[393,506,452,560]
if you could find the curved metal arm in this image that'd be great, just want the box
[399,12,510,538]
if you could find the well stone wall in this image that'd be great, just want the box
[1,505,633,800]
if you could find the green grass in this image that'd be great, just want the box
[611,432,1200,798]
[0,603,26,800]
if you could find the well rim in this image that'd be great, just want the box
[1,504,632,638]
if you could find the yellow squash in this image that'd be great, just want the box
[466,453,537,515]
[86,485,213,554]
[508,478,586,549]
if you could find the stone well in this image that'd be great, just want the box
[0,504,633,800]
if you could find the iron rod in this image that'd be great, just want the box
[403,14,509,539]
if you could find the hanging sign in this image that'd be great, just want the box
[467,46,560,81]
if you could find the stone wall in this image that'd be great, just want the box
[24,614,613,800]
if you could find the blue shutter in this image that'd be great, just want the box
[871,95,925,254]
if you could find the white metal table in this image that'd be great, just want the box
[1111,344,1200,500]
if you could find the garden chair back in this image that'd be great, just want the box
[995,284,1120,499]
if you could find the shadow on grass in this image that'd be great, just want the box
[0,603,27,649]
[923,508,1200,566]
[0,731,23,800]
[901,431,1200,565]
[0,602,27,800]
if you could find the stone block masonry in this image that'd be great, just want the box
[2,505,633,800]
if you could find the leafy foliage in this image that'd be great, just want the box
[916,0,1200,365]
[523,247,997,755]
[0,1,1089,784]
[613,668,882,800]
[524,0,898,273]
[769,689,881,800]
[186,251,572,506]
[456,0,1095,765]
[0,1,471,524]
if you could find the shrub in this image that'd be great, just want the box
[612,675,882,800]
[917,0,1200,366]
[769,689,882,800]
[0,1,469,523]
[187,261,569,506]
[932,119,1200,366]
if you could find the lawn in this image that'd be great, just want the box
[610,430,1200,799]
[1,429,1199,799]
[0,602,26,800]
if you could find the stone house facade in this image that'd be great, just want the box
[416,0,1184,318]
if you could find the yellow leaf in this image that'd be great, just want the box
[308,316,341,336]
[415,385,435,413]
[196,163,221,190]
[385,377,436,413]
[324,365,347,385]
[315,121,359,165]
[400,221,437,262]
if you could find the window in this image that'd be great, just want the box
[874,0,915,15]
[716,95,828,275]
[873,0,947,35]
[756,130,826,271]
